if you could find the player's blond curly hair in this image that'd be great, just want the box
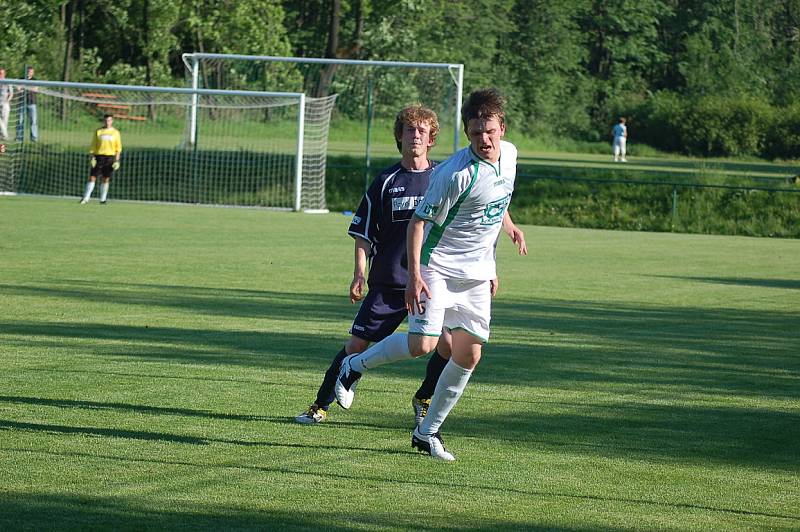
[394,105,439,153]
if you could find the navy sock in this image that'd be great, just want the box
[314,347,349,410]
[415,349,448,400]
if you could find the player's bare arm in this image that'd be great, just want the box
[405,214,430,315]
[350,237,370,303]
[503,211,527,255]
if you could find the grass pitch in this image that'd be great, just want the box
[1,196,798,530]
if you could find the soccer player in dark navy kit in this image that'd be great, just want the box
[296,105,448,423]
[296,105,526,424]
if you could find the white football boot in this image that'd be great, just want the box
[411,426,455,461]
[334,354,361,409]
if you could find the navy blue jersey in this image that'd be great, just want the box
[348,161,436,290]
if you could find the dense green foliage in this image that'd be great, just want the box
[4,0,800,158]
[1,196,798,529]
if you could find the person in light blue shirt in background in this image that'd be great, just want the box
[612,117,627,162]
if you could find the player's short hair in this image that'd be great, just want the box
[461,88,506,131]
[103,114,113,120]
[394,104,439,152]
[619,117,626,123]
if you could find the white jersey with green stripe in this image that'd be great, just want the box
[415,140,517,280]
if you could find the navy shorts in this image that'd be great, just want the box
[349,288,407,342]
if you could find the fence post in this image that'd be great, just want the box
[671,185,678,227]
[364,76,374,192]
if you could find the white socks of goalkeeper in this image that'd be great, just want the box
[82,181,95,202]
[348,333,411,373]
[418,359,473,435]
[99,182,109,202]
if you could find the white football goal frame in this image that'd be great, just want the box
[0,78,322,211]
[182,53,466,152]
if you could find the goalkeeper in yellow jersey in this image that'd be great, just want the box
[80,114,122,204]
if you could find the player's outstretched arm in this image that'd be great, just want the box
[405,215,430,315]
[350,237,370,303]
[503,211,527,256]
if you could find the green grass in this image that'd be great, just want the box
[1,196,799,531]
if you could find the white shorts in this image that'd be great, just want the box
[408,266,492,343]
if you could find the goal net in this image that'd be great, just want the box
[182,54,464,187]
[0,78,336,210]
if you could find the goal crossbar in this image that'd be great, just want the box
[2,78,304,99]
[182,53,465,152]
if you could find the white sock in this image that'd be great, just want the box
[99,182,109,201]
[82,181,95,201]
[350,333,411,372]
[418,359,472,435]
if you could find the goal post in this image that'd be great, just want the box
[182,53,465,194]
[0,78,335,211]
[183,53,465,153]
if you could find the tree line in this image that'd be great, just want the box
[3,0,800,158]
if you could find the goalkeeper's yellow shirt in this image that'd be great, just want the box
[90,127,122,156]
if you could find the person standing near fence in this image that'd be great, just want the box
[80,114,121,204]
[16,66,38,142]
[612,117,627,162]
[0,68,12,140]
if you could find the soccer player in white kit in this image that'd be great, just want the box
[336,88,523,460]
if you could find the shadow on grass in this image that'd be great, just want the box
[2,279,797,383]
[0,395,271,422]
[2,281,798,472]
[2,450,798,527]
[0,280,354,321]
[485,298,799,395]
[0,320,339,368]
[0,419,415,455]
[646,275,800,290]
[447,406,800,472]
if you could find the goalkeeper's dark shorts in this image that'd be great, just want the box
[91,155,116,179]
[349,287,407,342]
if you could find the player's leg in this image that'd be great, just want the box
[412,328,452,425]
[81,162,100,204]
[0,103,8,139]
[335,274,446,408]
[336,331,439,409]
[620,137,627,162]
[99,174,111,204]
[295,339,366,424]
[298,289,406,421]
[346,329,437,373]
[28,105,37,141]
[15,106,23,141]
[613,138,620,161]
[413,279,490,460]
[412,330,481,461]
